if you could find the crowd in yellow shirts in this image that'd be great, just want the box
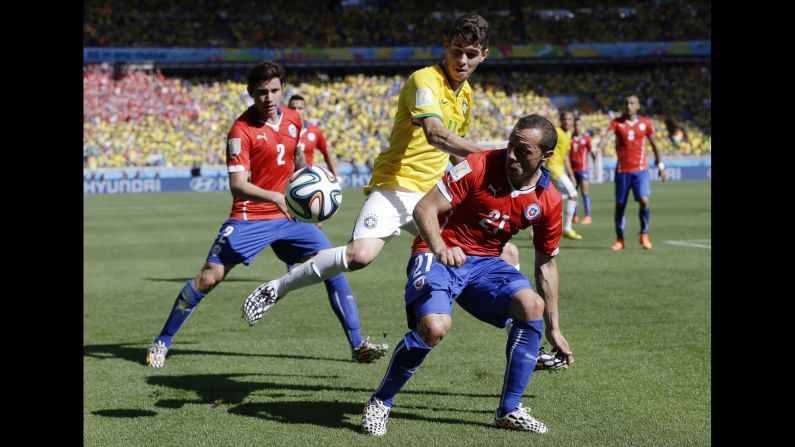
[83,64,710,169]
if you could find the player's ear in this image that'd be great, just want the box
[481,47,489,60]
[542,149,554,161]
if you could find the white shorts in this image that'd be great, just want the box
[350,188,424,240]
[552,174,578,200]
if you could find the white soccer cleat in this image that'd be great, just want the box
[494,404,548,433]
[535,347,569,371]
[362,398,391,436]
[242,283,278,326]
[146,340,168,368]
[352,337,389,363]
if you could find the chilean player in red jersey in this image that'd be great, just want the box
[287,94,339,177]
[361,115,574,436]
[569,116,596,224]
[146,61,387,368]
[596,95,666,250]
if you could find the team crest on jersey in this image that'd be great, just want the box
[364,213,378,229]
[413,275,426,290]
[288,124,297,137]
[639,123,646,131]
[450,160,472,182]
[525,203,542,221]
[228,138,241,157]
[416,88,433,107]
[308,132,316,141]
[462,98,468,116]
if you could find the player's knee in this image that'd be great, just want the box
[500,242,519,266]
[639,197,650,207]
[195,269,222,293]
[346,245,377,271]
[511,292,545,321]
[418,315,451,347]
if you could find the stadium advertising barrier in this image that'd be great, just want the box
[84,41,710,64]
[84,160,709,195]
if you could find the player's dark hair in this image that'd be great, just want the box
[559,109,574,119]
[288,95,305,104]
[516,114,558,151]
[246,61,285,92]
[447,14,489,49]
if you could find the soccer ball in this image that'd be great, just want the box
[285,166,342,223]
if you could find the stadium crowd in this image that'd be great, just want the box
[84,63,710,169]
[84,0,710,48]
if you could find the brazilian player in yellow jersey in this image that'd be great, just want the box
[243,14,522,334]
[545,110,582,240]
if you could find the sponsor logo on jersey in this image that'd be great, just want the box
[364,213,378,229]
[413,276,426,290]
[486,183,502,197]
[308,132,316,141]
[450,160,472,181]
[416,88,433,107]
[639,123,646,131]
[228,138,241,156]
[525,203,542,221]
[288,124,297,137]
[256,133,267,141]
[462,98,468,116]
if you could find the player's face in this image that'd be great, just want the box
[250,78,283,119]
[574,119,585,134]
[443,37,488,84]
[505,127,551,184]
[560,113,574,131]
[288,99,306,119]
[624,96,640,117]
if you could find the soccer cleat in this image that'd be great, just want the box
[610,239,625,251]
[146,340,168,368]
[362,397,391,436]
[581,216,592,224]
[242,283,278,326]
[494,404,548,433]
[639,233,653,250]
[572,215,579,224]
[535,346,569,371]
[352,337,389,363]
[562,230,583,240]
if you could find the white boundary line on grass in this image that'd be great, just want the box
[662,239,711,250]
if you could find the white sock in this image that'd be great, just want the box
[564,199,577,232]
[273,246,349,297]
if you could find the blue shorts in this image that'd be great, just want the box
[206,218,332,266]
[615,170,650,204]
[403,253,533,330]
[574,171,589,183]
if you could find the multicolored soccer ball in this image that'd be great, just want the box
[285,166,342,223]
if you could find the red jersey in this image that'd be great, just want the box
[225,106,302,220]
[299,123,329,167]
[411,149,562,257]
[569,133,593,172]
[608,116,655,173]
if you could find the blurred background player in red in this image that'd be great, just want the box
[287,94,339,177]
[569,116,596,224]
[597,95,666,250]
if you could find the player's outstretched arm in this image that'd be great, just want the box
[534,249,574,365]
[229,171,292,217]
[419,116,486,158]
[413,185,466,267]
[647,133,666,181]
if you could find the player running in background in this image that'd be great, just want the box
[596,94,666,250]
[146,61,387,368]
[287,94,339,177]
[569,116,596,224]
[544,110,582,240]
[361,114,574,436]
[242,14,522,325]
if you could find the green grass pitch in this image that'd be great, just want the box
[84,180,710,446]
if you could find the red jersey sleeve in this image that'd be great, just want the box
[442,155,484,206]
[645,118,655,136]
[226,122,252,173]
[315,128,329,156]
[532,188,562,256]
[585,135,592,152]
[608,119,618,133]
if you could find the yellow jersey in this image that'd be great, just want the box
[364,64,472,194]
[545,126,572,179]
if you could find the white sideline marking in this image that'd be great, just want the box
[663,239,711,250]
